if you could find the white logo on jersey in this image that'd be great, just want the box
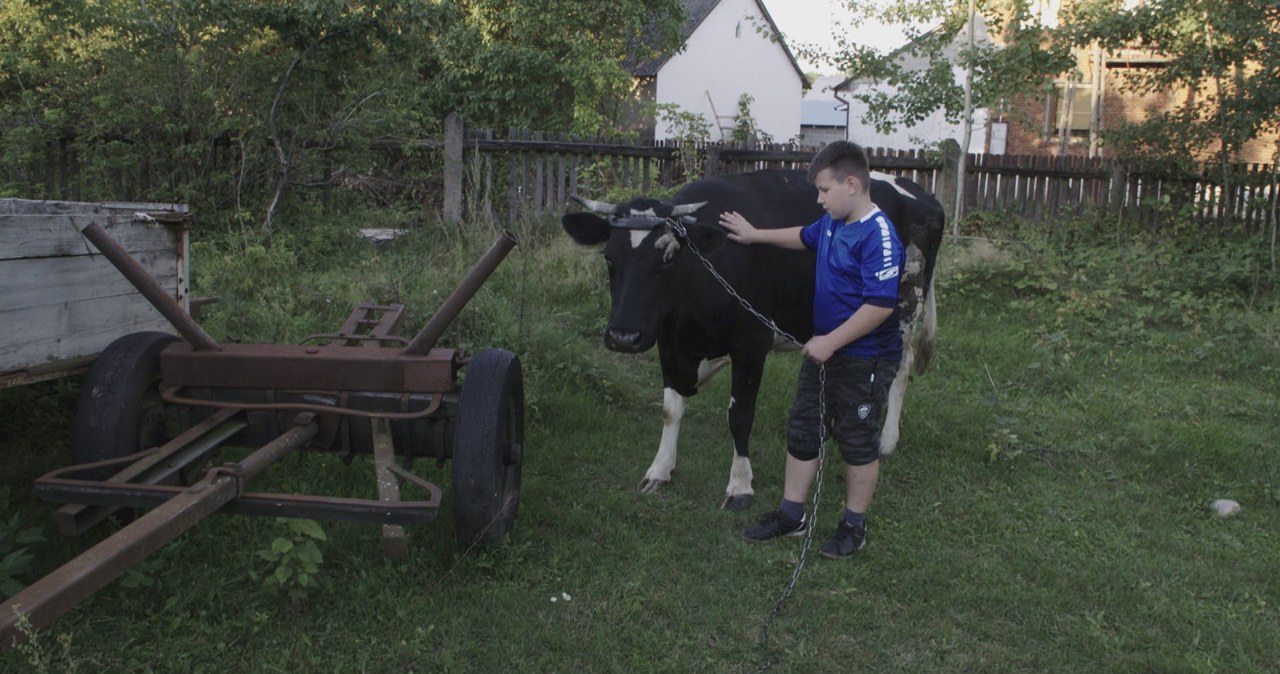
[876,266,899,281]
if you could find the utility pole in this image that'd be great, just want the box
[1089,42,1104,158]
[955,0,977,233]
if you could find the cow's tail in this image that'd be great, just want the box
[912,278,937,375]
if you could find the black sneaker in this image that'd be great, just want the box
[742,510,807,542]
[819,521,867,559]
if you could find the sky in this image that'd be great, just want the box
[761,0,907,73]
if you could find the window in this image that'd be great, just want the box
[1043,80,1093,140]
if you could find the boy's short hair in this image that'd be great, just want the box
[808,140,871,190]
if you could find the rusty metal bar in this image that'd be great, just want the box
[34,481,441,526]
[160,343,459,392]
[371,418,410,561]
[55,408,247,535]
[0,415,317,649]
[78,219,221,352]
[302,303,407,347]
[160,387,444,421]
[403,230,518,355]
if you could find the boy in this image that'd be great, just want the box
[718,141,903,560]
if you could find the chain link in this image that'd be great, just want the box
[666,218,828,672]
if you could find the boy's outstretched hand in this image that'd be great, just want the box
[718,211,757,244]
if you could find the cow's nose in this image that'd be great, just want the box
[604,329,642,352]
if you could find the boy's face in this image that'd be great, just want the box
[812,167,861,221]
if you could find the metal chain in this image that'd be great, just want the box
[665,218,828,672]
[752,363,826,673]
[668,219,803,347]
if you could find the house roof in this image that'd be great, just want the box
[803,75,848,127]
[802,100,847,128]
[629,0,808,85]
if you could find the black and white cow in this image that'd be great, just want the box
[562,168,943,511]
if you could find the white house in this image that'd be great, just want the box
[833,14,993,154]
[629,0,808,143]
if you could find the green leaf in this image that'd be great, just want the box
[292,519,327,541]
[296,543,323,566]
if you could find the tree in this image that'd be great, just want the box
[828,0,1280,173]
[407,0,684,134]
[1063,0,1280,173]
[826,0,1073,139]
[0,0,685,224]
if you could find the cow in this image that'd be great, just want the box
[562,168,943,511]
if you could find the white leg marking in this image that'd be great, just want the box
[641,388,683,488]
[726,453,754,499]
[880,333,913,456]
[915,277,938,374]
[870,171,918,200]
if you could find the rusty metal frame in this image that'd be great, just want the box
[54,407,247,535]
[159,386,445,420]
[302,303,409,347]
[0,222,520,652]
[2,414,320,646]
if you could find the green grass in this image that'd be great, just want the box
[2,211,1278,673]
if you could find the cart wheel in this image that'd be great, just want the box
[452,348,524,546]
[71,331,178,481]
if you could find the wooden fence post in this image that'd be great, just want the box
[1107,161,1126,212]
[705,145,720,178]
[443,112,463,224]
[936,138,962,227]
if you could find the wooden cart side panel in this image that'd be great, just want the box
[0,299,179,377]
[0,199,189,216]
[0,214,184,261]
[1,251,181,311]
[0,199,189,387]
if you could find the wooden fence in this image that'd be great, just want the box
[442,113,946,224]
[442,113,1277,234]
[962,153,1279,232]
[4,114,1277,234]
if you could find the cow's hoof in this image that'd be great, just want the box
[638,478,668,494]
[720,494,753,512]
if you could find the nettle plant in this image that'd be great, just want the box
[1,486,46,598]
[256,518,327,599]
[653,102,711,179]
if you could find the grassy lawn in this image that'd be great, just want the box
[2,212,1277,673]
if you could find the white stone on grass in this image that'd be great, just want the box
[1210,499,1241,517]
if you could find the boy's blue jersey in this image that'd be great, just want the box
[800,208,903,360]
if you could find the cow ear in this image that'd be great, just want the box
[681,222,727,254]
[562,212,611,245]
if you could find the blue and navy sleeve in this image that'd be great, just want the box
[799,216,825,251]
[860,213,902,307]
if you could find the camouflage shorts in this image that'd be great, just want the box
[786,354,899,466]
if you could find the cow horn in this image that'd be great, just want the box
[570,194,617,214]
[670,201,707,216]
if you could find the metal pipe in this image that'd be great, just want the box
[402,230,518,355]
[78,220,221,352]
[0,416,316,649]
